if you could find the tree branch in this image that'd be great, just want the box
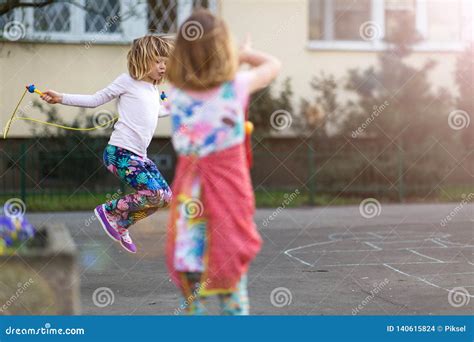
[0,0,55,16]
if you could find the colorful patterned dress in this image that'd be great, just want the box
[168,71,254,315]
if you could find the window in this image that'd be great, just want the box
[309,0,372,41]
[85,0,121,34]
[33,2,71,33]
[308,0,324,40]
[385,0,415,41]
[15,0,125,42]
[334,0,371,40]
[148,0,178,33]
[426,0,462,41]
[308,0,470,51]
[0,0,216,43]
[0,11,15,32]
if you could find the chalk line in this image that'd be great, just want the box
[407,249,445,263]
[384,263,474,298]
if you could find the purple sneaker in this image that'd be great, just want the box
[94,205,120,242]
[119,228,137,254]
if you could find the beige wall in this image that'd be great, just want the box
[0,42,172,138]
[0,0,462,138]
[222,0,460,103]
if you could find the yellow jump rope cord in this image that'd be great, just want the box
[14,117,118,131]
[3,89,27,139]
[3,89,118,139]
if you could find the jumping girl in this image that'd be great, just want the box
[166,9,281,315]
[40,35,173,254]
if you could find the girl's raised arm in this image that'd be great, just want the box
[239,38,281,94]
[41,74,128,108]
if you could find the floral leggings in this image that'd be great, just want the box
[174,175,249,315]
[102,144,172,230]
[178,272,249,315]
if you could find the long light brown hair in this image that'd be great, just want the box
[167,9,238,91]
[127,35,173,81]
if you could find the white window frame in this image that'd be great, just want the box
[308,0,470,52]
[10,0,216,44]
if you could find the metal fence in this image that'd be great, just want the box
[0,138,176,210]
[251,137,473,203]
[0,137,472,210]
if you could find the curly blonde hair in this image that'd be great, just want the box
[167,9,238,90]
[127,35,173,81]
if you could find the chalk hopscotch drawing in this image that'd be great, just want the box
[284,231,474,298]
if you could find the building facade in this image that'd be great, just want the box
[0,0,471,139]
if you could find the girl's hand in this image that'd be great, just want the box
[239,33,252,64]
[241,48,282,94]
[40,90,63,104]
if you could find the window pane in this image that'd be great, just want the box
[427,0,462,41]
[0,11,22,40]
[148,0,178,33]
[193,0,210,8]
[309,0,324,40]
[34,3,70,32]
[385,0,415,11]
[85,0,121,33]
[147,0,211,34]
[385,0,416,41]
[463,0,473,41]
[0,11,15,30]
[334,0,371,40]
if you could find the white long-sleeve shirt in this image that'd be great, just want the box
[62,73,168,157]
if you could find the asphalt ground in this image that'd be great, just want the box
[27,202,473,315]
